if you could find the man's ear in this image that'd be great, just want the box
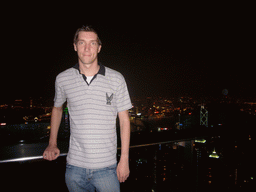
[98,45,102,53]
[73,43,77,51]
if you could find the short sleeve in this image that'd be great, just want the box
[53,77,67,107]
[115,75,132,112]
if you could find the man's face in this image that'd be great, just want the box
[74,31,101,65]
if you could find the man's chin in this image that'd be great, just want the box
[80,58,96,65]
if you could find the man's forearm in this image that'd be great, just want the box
[117,110,130,182]
[120,123,130,160]
[118,110,130,161]
[49,106,63,146]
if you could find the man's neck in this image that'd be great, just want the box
[79,61,99,76]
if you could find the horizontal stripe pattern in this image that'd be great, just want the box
[54,65,132,169]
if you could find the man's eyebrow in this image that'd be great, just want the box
[77,39,97,42]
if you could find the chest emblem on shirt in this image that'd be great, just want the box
[106,93,114,105]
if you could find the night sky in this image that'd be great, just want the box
[1,5,254,105]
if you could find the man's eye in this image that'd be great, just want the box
[78,41,84,45]
[91,42,97,46]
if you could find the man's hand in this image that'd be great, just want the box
[43,106,62,161]
[116,160,130,183]
[43,145,60,161]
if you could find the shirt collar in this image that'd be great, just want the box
[73,62,105,76]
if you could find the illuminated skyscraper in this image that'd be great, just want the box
[200,105,208,127]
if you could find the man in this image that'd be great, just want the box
[43,25,132,192]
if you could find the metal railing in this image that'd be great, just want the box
[0,139,192,163]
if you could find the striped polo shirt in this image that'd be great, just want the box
[54,63,132,169]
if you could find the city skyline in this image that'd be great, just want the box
[2,94,256,127]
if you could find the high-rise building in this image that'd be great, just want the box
[200,105,208,127]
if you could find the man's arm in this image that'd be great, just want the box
[43,106,63,161]
[116,110,130,183]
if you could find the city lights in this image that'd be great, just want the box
[0,95,255,191]
[209,149,219,159]
[195,139,206,143]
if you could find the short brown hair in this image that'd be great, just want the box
[73,25,102,45]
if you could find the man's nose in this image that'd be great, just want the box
[84,44,91,51]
